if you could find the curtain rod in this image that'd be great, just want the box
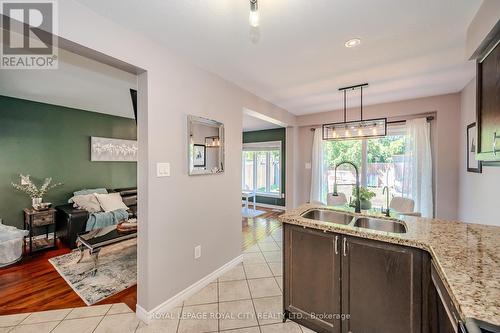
[387,115,434,125]
[309,116,434,131]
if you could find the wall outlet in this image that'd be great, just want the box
[156,162,170,177]
[194,245,202,259]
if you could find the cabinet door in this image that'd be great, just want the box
[428,262,460,333]
[342,236,423,333]
[477,41,500,161]
[284,224,341,333]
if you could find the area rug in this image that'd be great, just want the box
[49,238,136,305]
[242,208,266,218]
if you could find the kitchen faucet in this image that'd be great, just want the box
[382,186,390,217]
[332,161,361,213]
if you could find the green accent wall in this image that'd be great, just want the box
[0,95,137,229]
[243,128,286,207]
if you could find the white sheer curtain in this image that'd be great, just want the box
[402,118,433,217]
[310,128,325,204]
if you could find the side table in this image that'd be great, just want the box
[23,208,57,254]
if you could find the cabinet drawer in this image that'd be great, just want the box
[32,214,54,227]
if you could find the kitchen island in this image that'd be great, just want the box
[279,204,500,333]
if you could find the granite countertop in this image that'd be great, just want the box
[279,204,500,326]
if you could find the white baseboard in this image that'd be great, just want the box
[135,254,243,324]
[135,304,149,323]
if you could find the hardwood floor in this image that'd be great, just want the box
[0,239,137,315]
[0,206,283,315]
[241,206,283,250]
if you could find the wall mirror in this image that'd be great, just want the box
[188,115,225,175]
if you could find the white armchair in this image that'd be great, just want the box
[389,197,420,216]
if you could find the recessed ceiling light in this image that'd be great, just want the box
[345,38,361,48]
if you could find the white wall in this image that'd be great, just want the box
[295,93,462,220]
[458,79,500,226]
[44,0,295,313]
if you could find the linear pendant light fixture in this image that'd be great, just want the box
[322,83,387,140]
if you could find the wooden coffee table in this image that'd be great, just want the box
[76,225,136,276]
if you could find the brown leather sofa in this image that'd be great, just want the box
[55,187,137,249]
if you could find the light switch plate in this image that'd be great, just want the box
[156,163,170,177]
[305,162,311,169]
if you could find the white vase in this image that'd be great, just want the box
[32,197,42,207]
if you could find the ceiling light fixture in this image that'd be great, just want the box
[249,0,259,28]
[345,38,361,48]
[322,83,387,140]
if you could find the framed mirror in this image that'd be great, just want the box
[188,115,225,175]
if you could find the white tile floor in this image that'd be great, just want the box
[0,303,135,333]
[0,227,315,332]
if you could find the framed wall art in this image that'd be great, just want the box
[90,137,138,162]
[193,144,206,167]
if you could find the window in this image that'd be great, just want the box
[242,141,281,196]
[256,152,267,192]
[243,151,254,191]
[323,125,407,207]
[366,134,406,207]
[324,139,362,200]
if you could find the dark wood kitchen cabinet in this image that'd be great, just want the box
[476,30,500,162]
[341,235,424,333]
[428,261,462,333]
[284,224,425,333]
[284,224,341,333]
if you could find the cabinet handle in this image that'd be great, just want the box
[334,236,339,255]
[494,131,498,156]
[343,237,347,256]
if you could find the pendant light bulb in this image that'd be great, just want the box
[249,0,259,27]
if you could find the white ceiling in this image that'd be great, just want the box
[76,0,482,115]
[243,113,283,132]
[0,46,137,118]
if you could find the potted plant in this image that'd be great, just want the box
[352,186,376,210]
[11,174,63,208]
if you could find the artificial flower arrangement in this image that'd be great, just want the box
[11,174,63,206]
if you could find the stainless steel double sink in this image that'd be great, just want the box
[301,209,407,234]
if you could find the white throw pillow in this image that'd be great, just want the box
[95,193,129,212]
[70,194,102,213]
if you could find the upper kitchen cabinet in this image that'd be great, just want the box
[475,23,500,162]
